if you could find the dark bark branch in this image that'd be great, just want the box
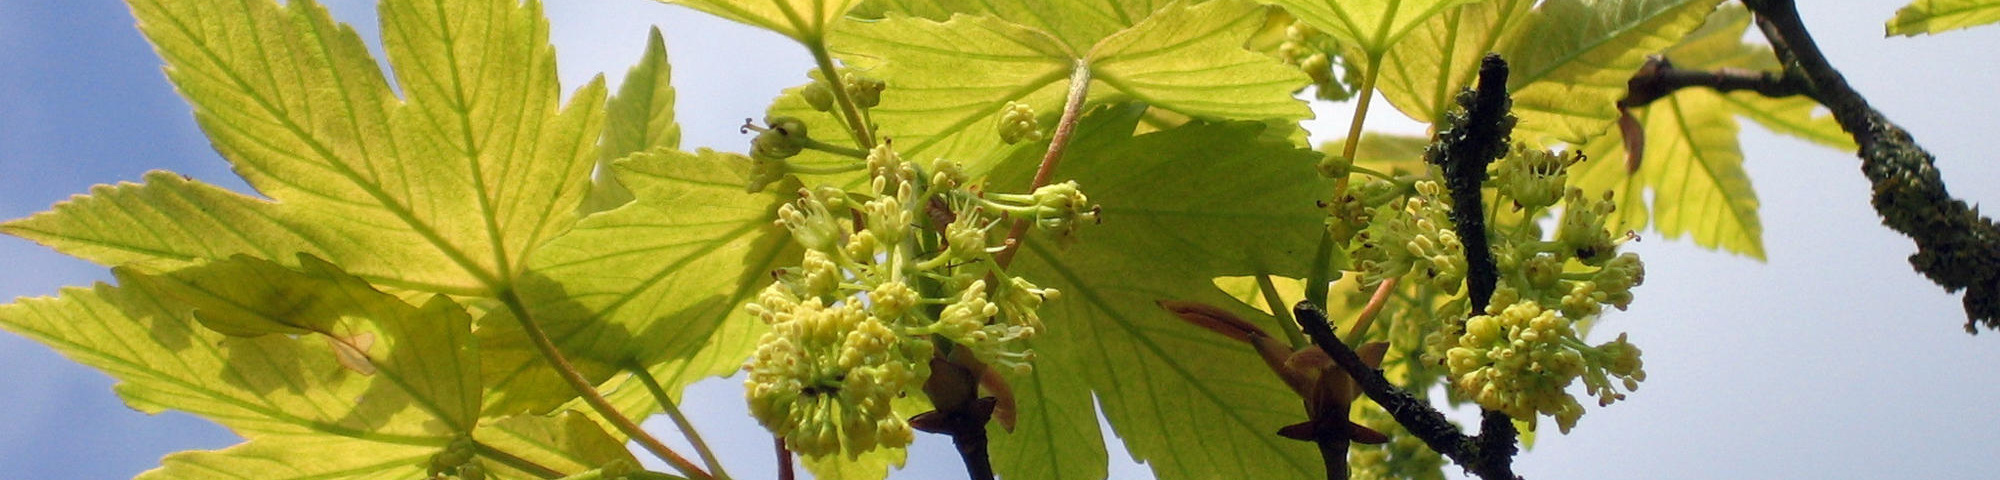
[1427,54,1514,313]
[1293,302,1516,480]
[1745,0,2000,331]
[1617,56,1807,110]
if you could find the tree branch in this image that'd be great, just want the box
[1292,301,1514,480]
[1617,56,1806,110]
[1744,0,2000,331]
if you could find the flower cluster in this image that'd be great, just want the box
[1342,143,1649,434]
[1353,180,1467,293]
[1273,19,1353,101]
[996,101,1044,144]
[1420,146,1646,433]
[1347,401,1446,480]
[1439,290,1646,434]
[742,139,1092,458]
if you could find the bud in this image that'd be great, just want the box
[997,101,1043,144]
[845,74,885,109]
[801,81,836,112]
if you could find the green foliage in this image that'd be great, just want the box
[1888,0,2000,36]
[0,0,1864,478]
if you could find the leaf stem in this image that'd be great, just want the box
[800,138,871,159]
[994,60,1092,269]
[1345,277,1398,348]
[806,41,876,149]
[631,366,731,480]
[496,289,713,480]
[473,440,566,479]
[776,437,795,480]
[1255,274,1308,348]
[1303,229,1336,311]
[1308,54,1385,308]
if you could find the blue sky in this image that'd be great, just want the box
[3,1,1999,479]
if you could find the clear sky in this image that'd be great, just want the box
[3,1,1998,479]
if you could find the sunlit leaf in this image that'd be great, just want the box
[985,104,1332,480]
[9,0,605,295]
[484,148,795,415]
[1504,0,1723,145]
[1,171,327,276]
[1887,0,2000,36]
[791,0,1306,172]
[801,443,908,480]
[1374,0,1535,124]
[1575,89,1764,258]
[136,435,434,480]
[478,411,640,474]
[1261,0,1487,55]
[587,27,683,213]
[854,0,1179,51]
[657,0,863,43]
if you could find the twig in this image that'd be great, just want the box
[1744,0,2000,331]
[1617,56,1806,110]
[776,437,794,480]
[1291,301,1512,480]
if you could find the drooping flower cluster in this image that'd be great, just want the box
[1343,144,1649,434]
[742,138,1092,458]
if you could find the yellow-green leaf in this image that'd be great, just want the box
[587,27,683,213]
[1374,0,1535,124]
[136,435,434,480]
[1,171,327,277]
[483,148,795,415]
[50,0,608,295]
[854,0,1179,52]
[657,0,862,43]
[986,104,1334,480]
[1261,0,1486,55]
[1574,89,1764,258]
[1888,0,2000,36]
[477,411,640,474]
[802,0,1307,172]
[1503,0,1723,145]
[1090,0,1313,121]
[801,444,908,480]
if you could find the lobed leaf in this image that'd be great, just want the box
[854,0,1178,52]
[1373,0,1535,124]
[136,435,434,480]
[1,172,326,277]
[655,0,863,44]
[1575,89,1764,258]
[1887,0,2000,36]
[71,0,608,295]
[805,0,1307,174]
[586,27,683,213]
[1259,0,1487,55]
[986,104,1333,480]
[477,411,641,474]
[483,148,796,415]
[1504,0,1723,145]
